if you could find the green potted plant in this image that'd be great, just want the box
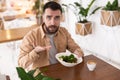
[16,67,60,80]
[101,0,120,26]
[32,0,44,25]
[62,0,100,36]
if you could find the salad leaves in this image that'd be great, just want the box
[59,54,77,63]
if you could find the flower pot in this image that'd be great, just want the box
[36,14,43,25]
[75,22,92,36]
[101,10,120,27]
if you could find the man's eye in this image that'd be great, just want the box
[55,16,60,20]
[47,16,51,20]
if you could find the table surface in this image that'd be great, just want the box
[0,13,34,21]
[40,55,120,80]
[0,24,38,43]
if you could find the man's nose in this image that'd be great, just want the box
[51,18,56,25]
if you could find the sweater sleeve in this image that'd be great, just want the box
[18,30,40,69]
[63,28,83,55]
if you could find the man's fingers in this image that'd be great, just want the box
[44,46,51,50]
[34,45,51,53]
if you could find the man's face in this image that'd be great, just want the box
[43,8,62,34]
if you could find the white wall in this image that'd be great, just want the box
[61,0,120,64]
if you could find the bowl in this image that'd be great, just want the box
[55,52,83,67]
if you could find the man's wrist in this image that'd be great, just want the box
[74,49,84,57]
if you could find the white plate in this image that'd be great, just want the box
[55,52,83,67]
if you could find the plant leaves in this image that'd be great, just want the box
[90,7,101,15]
[27,69,36,76]
[103,0,119,10]
[63,0,100,22]
[42,76,55,80]
[16,67,59,80]
[16,67,35,80]
[35,72,44,80]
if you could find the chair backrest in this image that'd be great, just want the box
[0,14,9,30]
[0,18,4,30]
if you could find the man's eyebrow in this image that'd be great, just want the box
[47,15,52,17]
[56,16,60,17]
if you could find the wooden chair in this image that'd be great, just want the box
[0,18,4,30]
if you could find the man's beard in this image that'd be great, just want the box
[45,24,59,34]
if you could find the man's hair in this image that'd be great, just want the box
[43,1,62,13]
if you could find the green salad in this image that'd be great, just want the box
[59,54,77,63]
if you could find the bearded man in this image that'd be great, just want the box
[18,1,84,70]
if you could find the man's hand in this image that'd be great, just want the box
[34,45,51,53]
[74,49,84,57]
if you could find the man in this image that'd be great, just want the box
[18,1,84,70]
